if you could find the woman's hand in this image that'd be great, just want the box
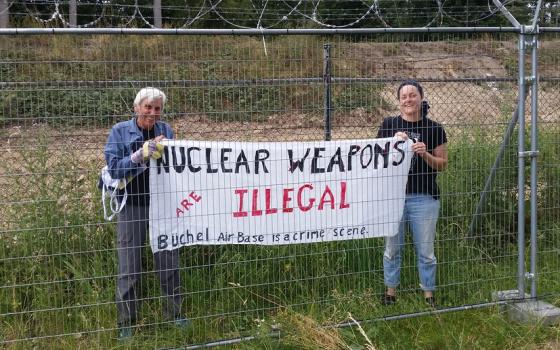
[419,143,448,171]
[154,135,166,143]
[412,141,427,157]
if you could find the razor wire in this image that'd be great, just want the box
[3,0,540,29]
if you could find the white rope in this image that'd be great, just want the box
[99,166,128,221]
[101,183,127,221]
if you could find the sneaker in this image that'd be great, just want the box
[174,317,191,328]
[425,296,436,307]
[117,326,133,341]
[381,293,397,305]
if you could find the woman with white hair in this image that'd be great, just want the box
[104,87,188,340]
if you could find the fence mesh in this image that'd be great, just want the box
[536,32,560,302]
[0,31,558,348]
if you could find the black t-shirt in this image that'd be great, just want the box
[126,124,155,206]
[376,115,447,199]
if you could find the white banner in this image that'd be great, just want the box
[149,137,413,252]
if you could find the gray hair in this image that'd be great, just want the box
[134,87,167,107]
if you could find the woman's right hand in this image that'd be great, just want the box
[394,131,409,140]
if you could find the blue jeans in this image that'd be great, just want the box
[383,194,440,292]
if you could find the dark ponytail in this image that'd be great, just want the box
[421,100,430,118]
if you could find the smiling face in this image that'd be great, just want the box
[398,84,422,121]
[135,98,163,130]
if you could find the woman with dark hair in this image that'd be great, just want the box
[376,80,448,306]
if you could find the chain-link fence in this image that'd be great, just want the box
[0,28,558,348]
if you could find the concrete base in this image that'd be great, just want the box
[493,290,560,326]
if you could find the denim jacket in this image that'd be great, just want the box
[104,118,174,180]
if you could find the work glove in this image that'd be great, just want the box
[131,147,146,164]
[131,141,165,164]
[144,141,165,160]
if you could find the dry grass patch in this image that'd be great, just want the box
[275,309,351,350]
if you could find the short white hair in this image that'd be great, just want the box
[134,87,166,107]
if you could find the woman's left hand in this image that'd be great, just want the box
[154,135,166,142]
[412,141,428,157]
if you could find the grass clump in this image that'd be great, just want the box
[274,309,351,350]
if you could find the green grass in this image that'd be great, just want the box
[1,126,559,349]
[242,304,560,350]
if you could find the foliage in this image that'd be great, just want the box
[439,125,519,251]
[0,35,392,128]
[1,88,131,127]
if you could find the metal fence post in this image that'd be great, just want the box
[69,0,77,27]
[154,0,162,28]
[529,29,539,299]
[0,0,9,28]
[323,43,332,141]
[517,26,527,299]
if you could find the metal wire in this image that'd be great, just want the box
[0,28,558,349]
[0,0,543,29]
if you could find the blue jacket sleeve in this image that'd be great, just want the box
[104,124,144,180]
[163,123,174,139]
